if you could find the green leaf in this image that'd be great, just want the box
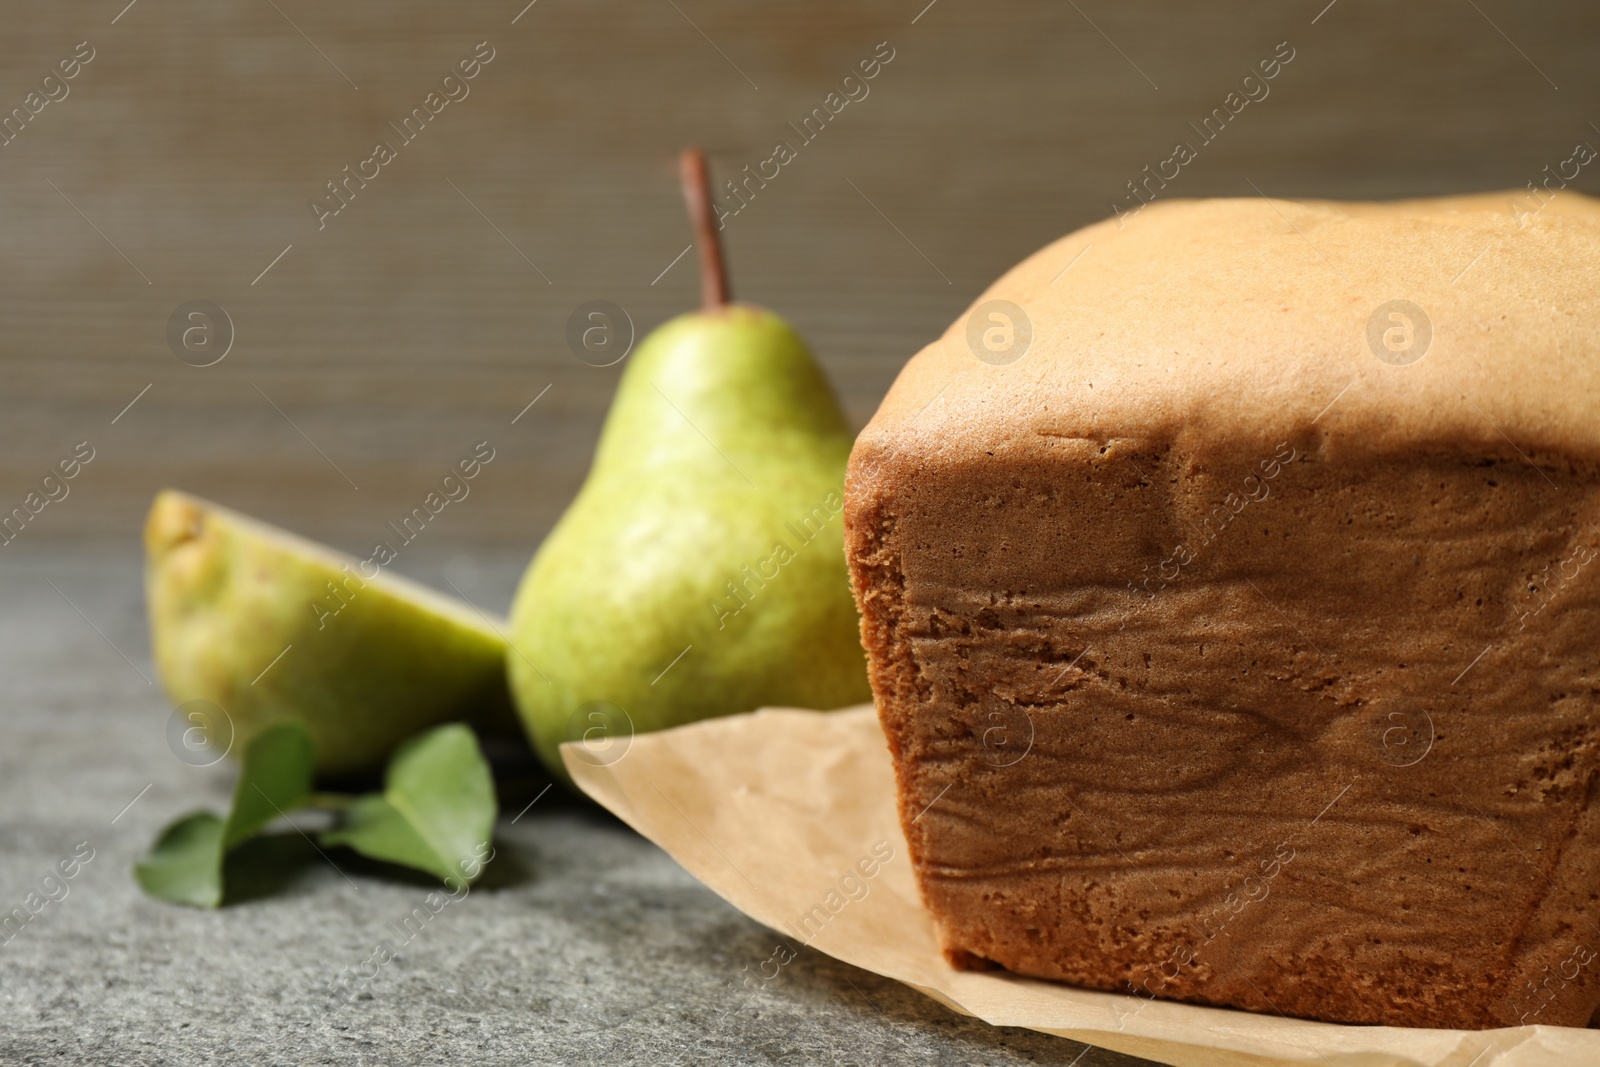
[225,722,315,848]
[134,811,225,908]
[134,722,315,908]
[322,724,495,885]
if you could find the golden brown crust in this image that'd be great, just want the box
[854,193,1600,484]
[845,193,1600,1029]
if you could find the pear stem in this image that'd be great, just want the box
[679,148,730,310]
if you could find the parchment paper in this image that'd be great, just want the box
[563,706,1600,1067]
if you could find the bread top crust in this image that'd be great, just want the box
[853,193,1600,476]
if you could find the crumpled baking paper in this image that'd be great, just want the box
[564,705,1598,1067]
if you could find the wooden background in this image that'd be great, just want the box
[5,0,1600,564]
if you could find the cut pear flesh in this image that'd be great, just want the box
[145,490,516,775]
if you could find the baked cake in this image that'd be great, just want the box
[843,193,1600,1029]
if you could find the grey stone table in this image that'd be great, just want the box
[0,546,1158,1067]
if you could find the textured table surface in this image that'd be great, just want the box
[0,546,1157,1066]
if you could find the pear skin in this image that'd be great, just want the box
[507,305,872,781]
[145,490,517,775]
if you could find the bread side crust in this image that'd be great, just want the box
[847,428,1600,1028]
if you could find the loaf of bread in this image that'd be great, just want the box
[843,193,1600,1029]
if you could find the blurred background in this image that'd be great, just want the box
[5,3,1600,1062]
[5,0,1599,574]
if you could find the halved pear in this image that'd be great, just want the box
[145,490,517,775]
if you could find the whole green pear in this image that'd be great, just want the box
[146,490,518,775]
[507,304,871,781]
